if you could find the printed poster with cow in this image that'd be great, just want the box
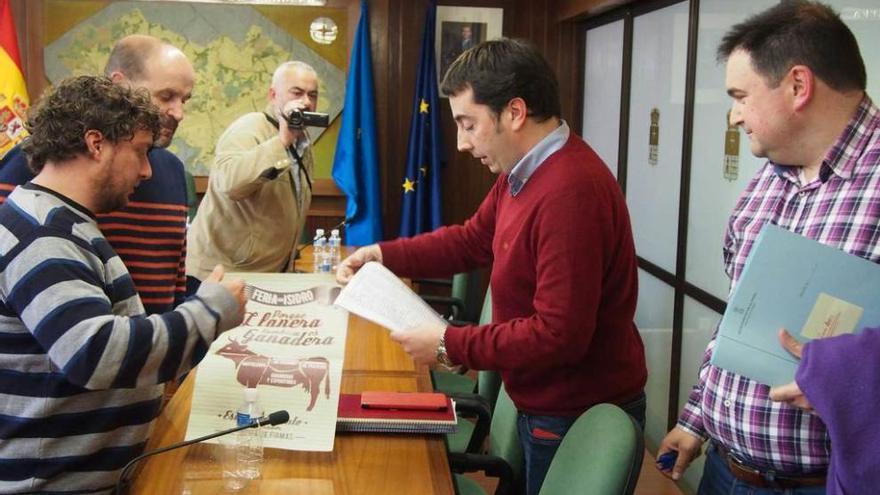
[185,273,347,451]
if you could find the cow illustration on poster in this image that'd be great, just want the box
[215,338,331,411]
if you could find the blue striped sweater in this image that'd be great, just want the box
[0,184,241,493]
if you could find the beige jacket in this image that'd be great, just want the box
[187,107,313,280]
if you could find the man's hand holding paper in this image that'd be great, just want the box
[334,256,452,367]
[390,323,447,365]
[336,244,383,284]
[334,261,448,334]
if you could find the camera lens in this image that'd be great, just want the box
[286,110,304,128]
[283,109,329,129]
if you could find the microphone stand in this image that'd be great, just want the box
[114,411,289,494]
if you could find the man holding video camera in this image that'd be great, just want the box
[187,61,325,281]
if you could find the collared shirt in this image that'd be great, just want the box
[507,120,570,196]
[679,95,880,474]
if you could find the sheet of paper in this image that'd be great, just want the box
[801,292,863,339]
[334,262,448,332]
[185,273,347,452]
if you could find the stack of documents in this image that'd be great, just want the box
[336,393,457,434]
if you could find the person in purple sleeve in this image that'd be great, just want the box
[770,328,880,495]
[657,2,880,493]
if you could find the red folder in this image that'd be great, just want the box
[361,391,448,411]
[336,393,457,434]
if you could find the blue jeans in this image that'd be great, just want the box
[698,443,826,495]
[516,392,646,495]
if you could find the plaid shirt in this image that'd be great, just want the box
[679,95,880,474]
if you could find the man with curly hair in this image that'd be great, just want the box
[0,76,246,493]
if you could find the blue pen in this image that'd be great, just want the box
[657,451,678,471]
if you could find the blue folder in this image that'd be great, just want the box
[711,224,880,386]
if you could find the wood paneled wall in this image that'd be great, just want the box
[8,0,619,239]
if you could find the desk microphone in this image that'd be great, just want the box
[292,216,352,272]
[113,410,289,494]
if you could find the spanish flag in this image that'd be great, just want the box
[0,0,29,157]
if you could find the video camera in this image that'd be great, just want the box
[283,109,330,129]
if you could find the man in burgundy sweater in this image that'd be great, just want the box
[337,38,647,495]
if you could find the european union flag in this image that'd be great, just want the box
[332,0,383,245]
[399,3,445,237]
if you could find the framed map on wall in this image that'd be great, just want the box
[43,0,347,176]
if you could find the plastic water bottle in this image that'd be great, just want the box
[312,228,326,273]
[319,238,333,274]
[235,387,264,480]
[328,229,341,270]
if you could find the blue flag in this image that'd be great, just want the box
[399,3,445,237]
[332,0,382,245]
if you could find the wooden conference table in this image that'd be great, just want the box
[130,248,455,494]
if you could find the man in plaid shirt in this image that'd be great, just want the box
[658,2,879,493]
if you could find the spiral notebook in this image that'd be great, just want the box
[336,393,458,434]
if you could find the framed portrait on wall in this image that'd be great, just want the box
[435,6,503,89]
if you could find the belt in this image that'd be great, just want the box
[715,443,826,489]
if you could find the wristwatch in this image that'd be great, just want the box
[436,330,455,368]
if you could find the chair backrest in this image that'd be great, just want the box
[452,271,484,323]
[476,288,502,410]
[478,370,502,412]
[450,272,470,303]
[478,287,492,325]
[538,404,644,495]
[488,384,524,491]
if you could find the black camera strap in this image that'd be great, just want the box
[288,145,313,192]
[263,111,280,128]
[263,112,313,194]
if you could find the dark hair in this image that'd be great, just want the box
[440,38,561,122]
[22,75,161,173]
[717,1,865,92]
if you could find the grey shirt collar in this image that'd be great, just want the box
[507,121,570,196]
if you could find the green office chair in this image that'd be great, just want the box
[450,384,524,495]
[446,367,500,454]
[432,286,493,397]
[431,365,478,397]
[417,271,482,322]
[442,289,503,454]
[538,404,644,495]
